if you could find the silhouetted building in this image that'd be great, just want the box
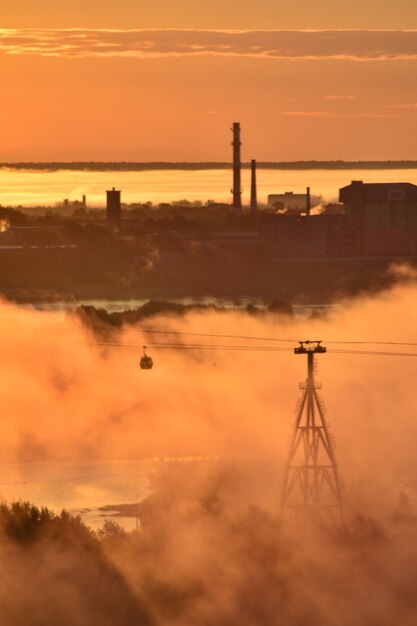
[250,159,258,213]
[268,191,321,213]
[231,122,242,213]
[340,181,417,228]
[106,187,121,227]
[262,179,417,259]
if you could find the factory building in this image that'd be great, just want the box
[339,181,417,228]
[268,191,321,213]
[260,179,417,259]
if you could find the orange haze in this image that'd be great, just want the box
[2,277,417,517]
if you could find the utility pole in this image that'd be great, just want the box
[281,341,344,525]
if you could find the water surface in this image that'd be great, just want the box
[0,459,152,531]
[1,167,417,207]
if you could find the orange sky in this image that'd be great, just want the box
[4,0,417,29]
[1,2,417,161]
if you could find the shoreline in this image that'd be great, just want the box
[2,160,417,172]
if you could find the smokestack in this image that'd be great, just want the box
[306,187,311,216]
[250,159,258,214]
[231,122,242,213]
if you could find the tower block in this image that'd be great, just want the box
[281,341,344,525]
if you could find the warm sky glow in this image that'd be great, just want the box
[4,0,417,29]
[1,1,416,161]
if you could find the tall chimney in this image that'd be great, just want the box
[250,159,258,213]
[231,122,242,212]
[306,186,311,216]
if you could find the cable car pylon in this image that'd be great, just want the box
[281,341,344,526]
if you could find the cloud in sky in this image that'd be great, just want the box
[324,95,356,100]
[0,29,417,61]
[384,102,417,109]
[282,111,398,118]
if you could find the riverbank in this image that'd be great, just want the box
[2,256,413,308]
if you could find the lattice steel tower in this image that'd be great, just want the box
[281,341,344,525]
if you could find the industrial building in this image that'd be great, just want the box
[339,181,417,228]
[268,191,321,213]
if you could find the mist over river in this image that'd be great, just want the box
[1,167,417,207]
[0,460,153,530]
[1,166,416,535]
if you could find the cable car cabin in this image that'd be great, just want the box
[140,347,153,370]
[140,355,153,370]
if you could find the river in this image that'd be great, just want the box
[1,167,417,207]
[0,459,154,531]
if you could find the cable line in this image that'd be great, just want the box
[330,349,417,358]
[87,341,293,352]
[86,341,417,358]
[128,328,298,344]
[327,340,417,347]
[106,327,417,348]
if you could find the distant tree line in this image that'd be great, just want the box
[70,299,294,332]
[2,160,417,172]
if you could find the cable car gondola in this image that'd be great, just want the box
[140,346,154,370]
